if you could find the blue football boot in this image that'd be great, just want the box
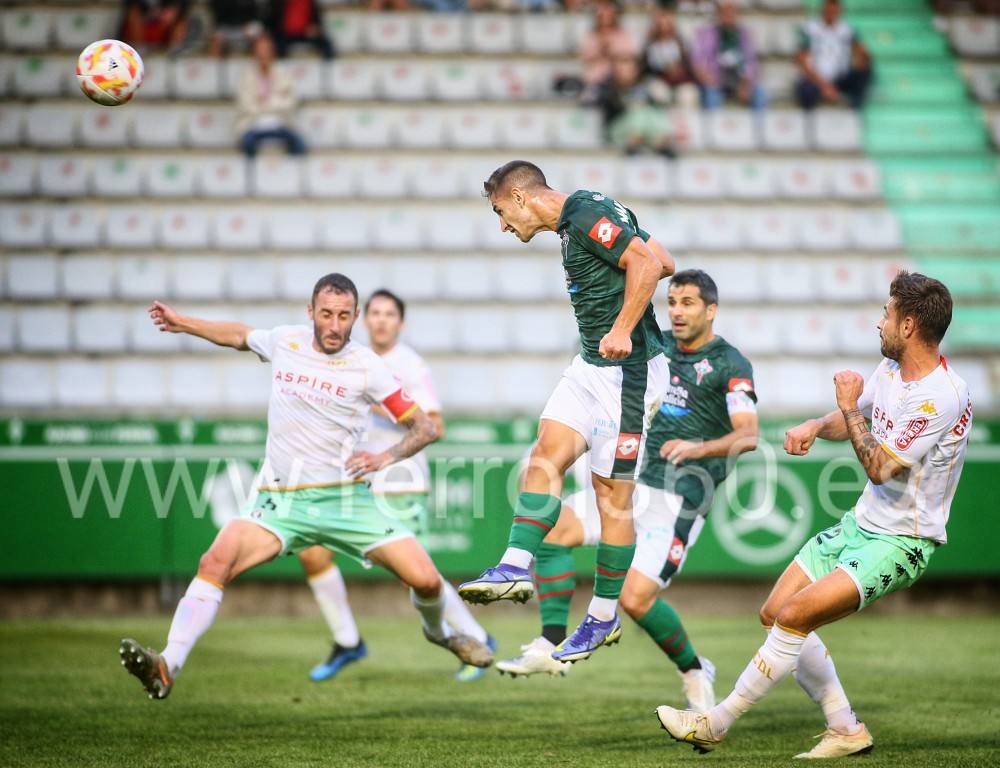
[458,564,534,605]
[551,614,622,663]
[309,640,368,682]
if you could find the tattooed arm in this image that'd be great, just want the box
[834,371,906,485]
[345,407,440,478]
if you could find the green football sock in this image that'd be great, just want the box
[535,542,576,645]
[593,542,635,600]
[506,492,562,556]
[635,598,698,671]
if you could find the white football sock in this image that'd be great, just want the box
[500,547,533,570]
[308,565,361,648]
[441,581,488,643]
[709,624,806,734]
[161,577,224,677]
[587,595,618,622]
[795,633,860,735]
[411,587,450,642]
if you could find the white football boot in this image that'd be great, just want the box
[794,724,874,759]
[679,656,716,712]
[654,705,726,754]
[496,637,571,678]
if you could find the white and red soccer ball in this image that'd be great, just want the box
[76,39,144,106]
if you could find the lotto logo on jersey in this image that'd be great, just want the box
[588,217,622,248]
[895,417,928,451]
[668,536,685,566]
[728,378,753,393]
[615,432,641,459]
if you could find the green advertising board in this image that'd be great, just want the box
[1,417,998,581]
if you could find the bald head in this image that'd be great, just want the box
[482,160,549,200]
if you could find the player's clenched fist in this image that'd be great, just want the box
[784,420,819,456]
[833,370,865,411]
[599,329,632,360]
[148,301,185,333]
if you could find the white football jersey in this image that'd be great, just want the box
[855,357,972,544]
[247,326,415,490]
[359,342,442,494]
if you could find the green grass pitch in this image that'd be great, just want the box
[1,612,998,767]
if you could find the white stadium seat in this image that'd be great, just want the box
[455,307,509,352]
[571,161,619,198]
[62,255,115,300]
[762,110,808,151]
[780,309,837,354]
[146,156,197,198]
[622,159,672,200]
[510,306,575,354]
[324,13,363,54]
[497,109,552,150]
[343,108,394,148]
[0,205,46,248]
[220,358,271,408]
[521,14,569,54]
[0,57,14,99]
[761,60,797,102]
[305,156,357,198]
[446,110,498,149]
[50,205,102,248]
[319,209,372,251]
[713,308,782,355]
[358,157,408,198]
[799,209,850,251]
[73,306,128,353]
[416,15,464,54]
[268,209,319,250]
[831,161,880,200]
[396,109,446,149]
[410,158,463,199]
[185,107,237,149]
[283,59,324,101]
[160,208,211,249]
[437,360,496,410]
[746,208,796,251]
[372,208,424,250]
[2,9,51,50]
[726,160,775,199]
[469,15,516,54]
[816,259,869,302]
[384,256,439,300]
[381,61,429,101]
[325,257,384,300]
[701,256,762,303]
[868,258,913,298]
[14,55,67,98]
[298,107,342,149]
[214,207,264,250]
[26,105,77,148]
[834,308,883,354]
[707,110,757,151]
[79,107,130,148]
[132,107,184,148]
[485,62,538,101]
[137,56,170,99]
[672,110,705,152]
[167,361,224,407]
[364,14,414,54]
[112,359,168,408]
[0,106,23,147]
[431,62,483,101]
[127,304,183,352]
[107,207,157,249]
[554,109,602,150]
[227,257,278,300]
[170,58,222,99]
[812,110,861,152]
[0,360,54,407]
[401,307,455,353]
[17,305,71,352]
[441,259,493,300]
[950,17,1000,57]
[117,255,170,299]
[199,156,247,198]
[38,156,88,198]
[767,17,800,56]
[0,153,35,197]
[690,209,743,251]
[0,307,13,352]
[496,256,565,301]
[173,255,227,300]
[6,254,58,299]
[251,156,303,198]
[852,210,902,251]
[92,155,143,197]
[676,159,724,199]
[641,209,689,252]
[763,257,817,302]
[776,161,827,199]
[278,256,331,300]
[329,61,377,99]
[427,209,478,251]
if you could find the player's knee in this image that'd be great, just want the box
[197,547,233,584]
[619,586,655,619]
[409,565,442,596]
[758,605,777,629]
[774,598,810,633]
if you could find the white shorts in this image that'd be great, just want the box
[540,353,668,480]
[562,484,705,589]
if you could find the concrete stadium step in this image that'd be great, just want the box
[896,204,1000,252]
[870,69,969,108]
[916,256,1000,300]
[879,157,1000,204]
[864,106,990,155]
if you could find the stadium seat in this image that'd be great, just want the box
[725,160,775,199]
[37,155,87,198]
[169,58,222,99]
[50,205,101,248]
[676,159,725,199]
[185,107,237,149]
[0,307,13,352]
[268,209,319,250]
[358,157,408,198]
[831,161,880,200]
[137,55,169,99]
[780,309,837,355]
[968,67,999,104]
[62,255,115,300]
[641,209,690,252]
[92,155,142,197]
[436,359,496,409]
[672,110,705,152]
[816,259,869,302]
[851,209,902,251]
[761,60,797,102]
[73,306,127,353]
[277,256,334,300]
[799,209,850,251]
[0,205,46,248]
[746,208,796,251]
[833,307,882,354]
[0,106,23,147]
[768,360,834,410]
[0,153,35,197]
[396,109,446,149]
[495,256,565,301]
[304,156,357,198]
[441,259,493,300]
[180,304,242,353]
[6,254,58,299]
[324,13,363,55]
[17,305,71,352]
[167,361,224,407]
[520,14,569,54]
[776,161,827,199]
[107,207,157,249]
[410,158,463,199]
[380,61,430,101]
[402,307,455,353]
[497,109,552,150]
[319,209,372,251]
[146,156,197,198]
[383,256,439,299]
[690,209,743,251]
[132,107,184,148]
[220,358,272,408]
[510,306,575,354]
[227,257,278,300]
[343,108,395,149]
[283,59,324,101]
[14,55,68,98]
[714,308,782,355]
[26,105,77,148]
[812,110,861,152]
[767,17,800,56]
[372,208,425,250]
[485,62,539,101]
[431,62,484,101]
[364,14,414,54]
[79,107,130,148]
[416,15,464,54]
[160,208,211,250]
[554,109,603,150]
[199,156,247,198]
[427,209,478,251]
[127,304,183,351]
[701,255,762,303]
[214,207,264,250]
[117,255,170,299]
[251,156,303,198]
[447,110,498,149]
[950,17,1000,57]
[1,9,52,51]
[470,15,516,54]
[707,110,757,152]
[455,307,509,352]
[571,160,620,198]
[56,10,115,49]
[320,257,383,301]
[111,359,168,408]
[621,159,672,200]
[297,107,341,149]
[0,360,53,407]
[172,255,226,300]
[762,111,808,152]
[763,257,817,302]
[0,57,13,99]
[496,360,565,411]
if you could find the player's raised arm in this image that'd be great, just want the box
[646,236,675,280]
[599,237,662,360]
[148,301,251,351]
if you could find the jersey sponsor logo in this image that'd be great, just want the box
[895,417,928,451]
[728,378,753,393]
[613,200,630,225]
[592,193,605,201]
[953,399,973,437]
[615,432,641,459]
[588,217,622,248]
[274,369,348,398]
[693,358,713,385]
[917,400,937,415]
[659,402,692,418]
[667,536,685,566]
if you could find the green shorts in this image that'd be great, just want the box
[242,483,420,564]
[795,509,937,610]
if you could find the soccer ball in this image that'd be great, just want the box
[76,39,144,106]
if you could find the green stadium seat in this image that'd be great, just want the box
[864,107,989,155]
[916,257,1000,299]
[947,307,1000,349]
[879,158,1000,204]
[897,204,1000,253]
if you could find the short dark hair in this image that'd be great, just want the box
[669,269,719,305]
[889,270,952,344]
[311,273,358,308]
[483,160,549,199]
[365,288,405,320]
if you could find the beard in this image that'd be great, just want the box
[314,325,351,355]
[880,334,902,361]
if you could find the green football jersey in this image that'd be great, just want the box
[556,190,664,367]
[639,331,756,513]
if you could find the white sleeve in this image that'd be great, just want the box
[364,353,405,405]
[247,327,280,362]
[856,361,882,418]
[882,393,960,468]
[406,359,442,414]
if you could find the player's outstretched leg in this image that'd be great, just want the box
[440,580,496,682]
[300,546,367,682]
[119,638,173,700]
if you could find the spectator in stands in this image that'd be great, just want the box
[691,0,766,111]
[795,0,872,111]
[121,0,191,55]
[368,0,411,10]
[208,0,262,58]
[609,58,683,158]
[641,6,698,108]
[236,32,307,159]
[267,0,336,59]
[579,1,640,133]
